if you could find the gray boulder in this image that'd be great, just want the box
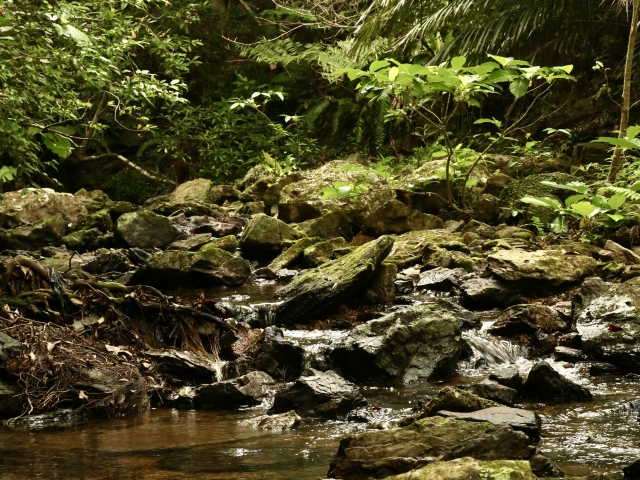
[361,199,444,236]
[460,277,520,308]
[269,369,366,418]
[0,188,87,228]
[274,235,394,325]
[117,210,178,248]
[1,213,67,250]
[488,249,597,286]
[489,366,524,392]
[327,416,533,479]
[192,371,274,409]
[575,277,640,372]
[522,362,592,401]
[248,411,301,430]
[303,237,347,267]
[488,304,569,336]
[416,267,466,290]
[420,386,500,417]
[464,380,518,407]
[239,213,302,256]
[330,303,463,383]
[145,349,222,383]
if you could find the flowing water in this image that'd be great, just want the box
[3,294,640,478]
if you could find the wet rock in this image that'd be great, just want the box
[117,210,178,249]
[384,457,536,480]
[589,363,620,376]
[623,458,640,478]
[0,332,22,363]
[269,369,366,418]
[327,416,533,480]
[275,268,299,282]
[573,277,610,318]
[529,453,565,478]
[488,249,597,286]
[83,249,132,274]
[168,233,213,251]
[416,267,465,290]
[489,365,524,392]
[274,235,394,326]
[3,409,84,428]
[145,349,222,383]
[0,188,88,228]
[268,237,317,273]
[599,240,640,265]
[330,303,463,383]
[420,386,500,417]
[239,213,302,257]
[249,411,301,430]
[554,346,588,363]
[436,406,541,439]
[575,278,640,372]
[0,380,23,416]
[432,299,481,330]
[295,210,353,240]
[303,237,347,267]
[460,277,520,308]
[464,379,518,407]
[488,304,569,336]
[361,199,444,236]
[1,213,67,250]
[192,371,274,409]
[522,362,592,401]
[253,327,305,380]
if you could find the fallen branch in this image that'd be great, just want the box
[80,152,176,185]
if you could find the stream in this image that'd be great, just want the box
[2,285,639,479]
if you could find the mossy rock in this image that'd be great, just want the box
[62,228,103,252]
[268,237,318,273]
[0,213,67,250]
[303,237,347,267]
[202,235,239,253]
[275,235,394,325]
[385,229,460,268]
[240,213,303,257]
[117,210,178,249]
[384,457,536,480]
[77,208,113,233]
[498,172,579,223]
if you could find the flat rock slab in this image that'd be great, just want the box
[488,249,597,286]
[436,406,541,439]
[146,349,222,382]
[327,416,533,480]
[383,457,536,480]
[192,371,275,409]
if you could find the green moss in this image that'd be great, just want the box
[77,208,113,232]
[201,235,239,253]
[193,245,234,267]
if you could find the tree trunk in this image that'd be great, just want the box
[608,0,640,182]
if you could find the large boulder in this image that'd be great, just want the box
[268,237,317,273]
[460,277,521,308]
[464,380,519,407]
[327,416,534,479]
[269,369,366,418]
[385,230,460,268]
[278,160,395,225]
[522,362,592,401]
[129,246,251,287]
[383,457,535,480]
[239,213,302,257]
[436,406,541,439]
[488,304,570,336]
[361,199,444,236]
[1,214,67,250]
[169,178,213,204]
[330,303,463,383]
[296,211,353,239]
[488,249,597,286]
[0,188,88,228]
[117,210,178,248]
[575,277,640,372]
[253,327,305,379]
[274,235,394,325]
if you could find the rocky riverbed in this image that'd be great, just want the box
[1,160,640,479]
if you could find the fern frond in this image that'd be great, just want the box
[598,185,640,202]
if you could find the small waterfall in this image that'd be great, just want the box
[462,331,529,367]
[260,305,277,327]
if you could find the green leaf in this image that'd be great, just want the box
[42,133,73,158]
[626,125,640,140]
[570,201,600,218]
[520,196,561,209]
[565,194,587,207]
[607,214,626,222]
[474,118,502,128]
[551,216,568,233]
[488,54,510,66]
[608,193,627,210]
[509,77,529,98]
[388,66,399,81]
[561,65,574,74]
[451,56,466,70]
[369,60,390,72]
[486,68,518,83]
[319,186,339,199]
[594,136,640,151]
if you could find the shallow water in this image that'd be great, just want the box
[4,293,640,478]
